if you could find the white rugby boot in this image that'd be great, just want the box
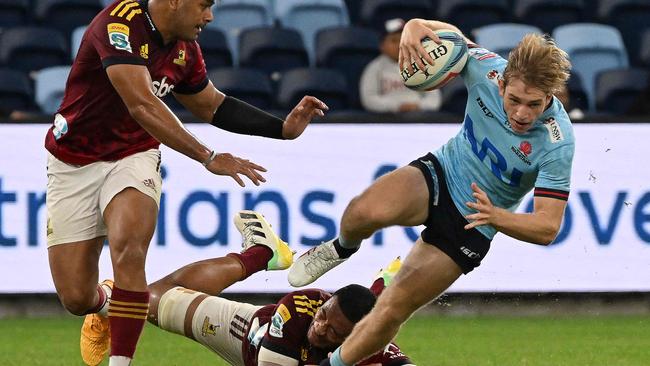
[288,239,347,287]
[234,210,294,270]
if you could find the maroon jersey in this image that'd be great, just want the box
[44,0,207,165]
[242,289,413,366]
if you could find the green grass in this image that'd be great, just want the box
[0,315,648,365]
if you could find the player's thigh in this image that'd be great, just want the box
[46,152,109,246]
[376,239,462,320]
[157,287,259,366]
[351,165,430,227]
[48,237,105,298]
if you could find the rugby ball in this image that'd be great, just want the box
[402,29,469,91]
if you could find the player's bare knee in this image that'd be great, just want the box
[346,195,392,228]
[58,290,96,315]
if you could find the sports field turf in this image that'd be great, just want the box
[0,315,647,365]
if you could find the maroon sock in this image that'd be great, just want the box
[108,286,149,358]
[227,245,273,278]
[369,278,386,297]
[87,284,107,314]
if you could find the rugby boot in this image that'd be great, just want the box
[288,240,347,287]
[80,279,113,366]
[234,210,294,270]
[374,256,402,287]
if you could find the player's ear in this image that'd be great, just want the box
[498,79,506,97]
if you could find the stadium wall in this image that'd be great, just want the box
[0,123,649,296]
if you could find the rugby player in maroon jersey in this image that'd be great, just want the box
[142,211,415,366]
[43,0,327,364]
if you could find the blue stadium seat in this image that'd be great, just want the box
[275,0,349,64]
[640,29,650,67]
[197,28,233,70]
[208,68,273,109]
[208,0,273,64]
[277,68,349,110]
[70,25,87,61]
[514,0,585,34]
[361,0,435,30]
[239,27,309,80]
[596,68,649,114]
[438,0,509,37]
[0,68,33,111]
[472,23,542,58]
[35,65,71,114]
[439,77,468,116]
[0,0,30,29]
[599,0,650,66]
[316,26,379,108]
[344,0,362,24]
[35,0,103,39]
[554,23,628,111]
[566,73,589,113]
[0,27,68,73]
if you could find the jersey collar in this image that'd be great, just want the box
[138,0,165,47]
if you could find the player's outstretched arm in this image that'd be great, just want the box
[464,183,566,245]
[106,64,265,186]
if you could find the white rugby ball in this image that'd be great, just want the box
[402,29,469,91]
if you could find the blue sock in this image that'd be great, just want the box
[329,347,351,366]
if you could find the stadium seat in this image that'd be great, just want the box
[35,65,71,114]
[344,0,362,24]
[439,77,468,116]
[208,68,274,109]
[438,0,509,37]
[599,0,650,66]
[0,27,68,73]
[316,26,379,109]
[275,0,350,64]
[554,23,628,111]
[514,0,585,34]
[566,73,589,113]
[640,29,650,67]
[0,68,33,111]
[472,23,542,58]
[0,0,30,29]
[277,68,349,110]
[239,27,309,80]
[70,25,87,61]
[34,0,103,39]
[360,0,435,30]
[208,0,273,64]
[596,68,649,115]
[197,28,233,70]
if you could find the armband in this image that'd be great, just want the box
[211,96,284,139]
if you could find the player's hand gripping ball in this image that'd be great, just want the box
[401,29,469,91]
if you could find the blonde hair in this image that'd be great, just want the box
[503,34,571,95]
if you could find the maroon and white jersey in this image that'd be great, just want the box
[242,289,413,366]
[44,0,207,165]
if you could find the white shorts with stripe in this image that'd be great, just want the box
[45,149,162,247]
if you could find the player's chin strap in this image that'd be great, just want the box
[320,347,351,366]
[211,96,285,139]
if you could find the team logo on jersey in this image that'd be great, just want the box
[140,44,148,59]
[107,23,132,53]
[173,49,186,66]
[152,76,175,97]
[301,347,309,361]
[52,113,69,140]
[520,141,532,156]
[511,141,533,166]
[543,117,564,143]
[485,69,500,86]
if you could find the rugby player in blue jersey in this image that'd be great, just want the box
[287,18,575,366]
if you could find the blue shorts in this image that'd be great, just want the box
[409,153,491,274]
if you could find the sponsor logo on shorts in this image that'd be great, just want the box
[476,97,494,118]
[143,178,156,189]
[543,117,564,143]
[107,23,132,53]
[460,246,481,259]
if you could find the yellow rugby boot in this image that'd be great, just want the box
[80,279,113,366]
[234,210,294,270]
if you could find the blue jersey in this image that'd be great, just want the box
[433,46,575,239]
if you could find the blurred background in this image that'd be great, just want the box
[0,0,649,365]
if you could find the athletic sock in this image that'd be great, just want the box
[227,245,273,278]
[333,237,359,259]
[108,286,149,364]
[88,283,109,316]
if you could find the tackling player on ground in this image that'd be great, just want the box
[286,19,575,366]
[44,0,327,365]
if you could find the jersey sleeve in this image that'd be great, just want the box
[174,41,208,94]
[88,6,148,68]
[357,342,414,366]
[259,291,319,361]
[534,142,575,201]
[460,45,507,89]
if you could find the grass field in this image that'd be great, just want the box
[0,315,648,365]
